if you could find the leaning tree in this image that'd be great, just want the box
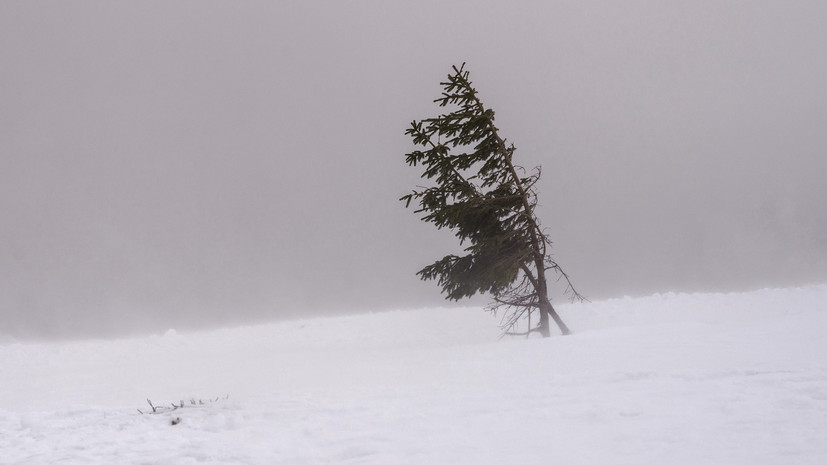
[401,63,583,337]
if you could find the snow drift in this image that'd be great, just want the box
[1,285,826,464]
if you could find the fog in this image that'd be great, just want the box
[2,1,826,339]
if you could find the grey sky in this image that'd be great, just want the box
[2,1,826,339]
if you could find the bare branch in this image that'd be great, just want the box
[139,396,228,415]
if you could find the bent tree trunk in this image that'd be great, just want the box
[542,300,570,336]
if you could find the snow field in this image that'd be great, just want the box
[1,285,826,464]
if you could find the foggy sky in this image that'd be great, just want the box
[2,1,826,339]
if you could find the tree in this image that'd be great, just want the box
[401,63,583,337]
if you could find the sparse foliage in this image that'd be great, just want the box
[402,64,583,337]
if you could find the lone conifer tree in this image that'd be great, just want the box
[402,64,583,337]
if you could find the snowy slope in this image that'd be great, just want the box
[1,286,826,464]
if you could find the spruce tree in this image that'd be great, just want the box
[401,64,583,337]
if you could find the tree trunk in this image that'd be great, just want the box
[537,299,570,336]
[534,259,571,337]
[537,307,551,338]
[546,301,571,335]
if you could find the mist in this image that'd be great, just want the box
[2,1,826,339]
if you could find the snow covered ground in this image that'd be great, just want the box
[2,285,826,464]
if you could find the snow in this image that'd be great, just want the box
[2,285,826,464]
